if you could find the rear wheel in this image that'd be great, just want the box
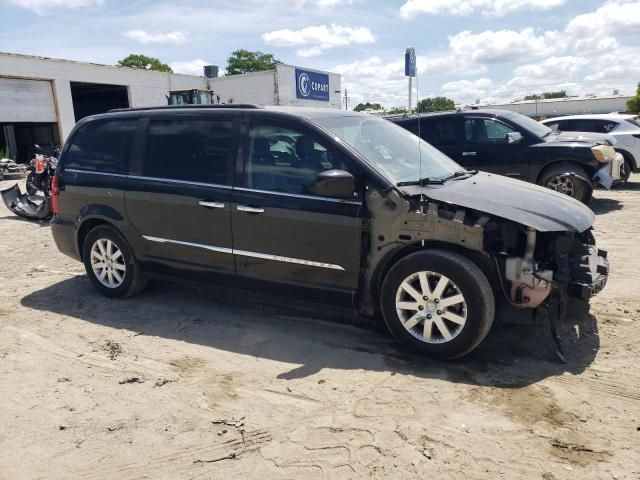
[26,172,39,195]
[82,225,147,298]
[381,249,495,359]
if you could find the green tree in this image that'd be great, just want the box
[626,83,640,113]
[387,107,408,115]
[353,102,382,112]
[226,49,279,75]
[415,97,455,113]
[524,90,567,101]
[117,54,172,72]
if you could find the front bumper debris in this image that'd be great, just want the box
[0,183,52,220]
[593,153,624,189]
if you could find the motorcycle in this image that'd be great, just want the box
[1,144,59,220]
[0,157,28,180]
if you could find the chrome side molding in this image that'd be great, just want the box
[142,235,345,271]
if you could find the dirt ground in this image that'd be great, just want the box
[0,176,639,480]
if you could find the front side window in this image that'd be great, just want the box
[144,119,233,185]
[243,122,351,196]
[64,119,137,173]
[464,118,516,143]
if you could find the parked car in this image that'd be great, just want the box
[541,114,640,184]
[50,105,608,359]
[389,109,622,203]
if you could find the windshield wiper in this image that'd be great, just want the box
[397,170,478,187]
[440,170,478,181]
[397,177,445,186]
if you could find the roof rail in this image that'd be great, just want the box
[108,104,261,113]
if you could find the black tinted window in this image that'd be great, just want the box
[421,117,457,146]
[569,119,618,133]
[144,119,233,185]
[243,122,352,197]
[65,119,137,173]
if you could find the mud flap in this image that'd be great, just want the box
[0,183,52,220]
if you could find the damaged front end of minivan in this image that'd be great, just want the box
[359,172,608,360]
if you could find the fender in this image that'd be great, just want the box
[75,205,132,259]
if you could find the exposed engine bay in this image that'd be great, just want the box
[359,183,609,359]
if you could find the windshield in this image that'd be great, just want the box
[504,111,552,138]
[312,115,463,184]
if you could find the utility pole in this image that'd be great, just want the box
[343,89,348,111]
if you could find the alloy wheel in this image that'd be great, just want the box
[547,175,576,197]
[395,271,467,344]
[90,238,126,288]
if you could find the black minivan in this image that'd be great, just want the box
[51,105,608,359]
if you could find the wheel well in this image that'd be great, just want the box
[77,218,110,260]
[536,160,592,186]
[616,149,637,171]
[372,241,496,301]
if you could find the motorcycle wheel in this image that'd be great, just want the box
[26,172,39,195]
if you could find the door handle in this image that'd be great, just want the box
[199,201,225,209]
[462,151,477,156]
[237,205,264,214]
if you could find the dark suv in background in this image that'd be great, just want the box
[50,105,608,359]
[390,109,621,203]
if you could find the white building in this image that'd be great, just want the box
[469,95,634,120]
[0,52,341,162]
[210,64,342,109]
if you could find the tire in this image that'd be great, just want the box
[538,166,591,204]
[82,225,147,298]
[26,172,39,195]
[380,249,495,359]
[613,158,632,187]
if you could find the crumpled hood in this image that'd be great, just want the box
[398,172,595,232]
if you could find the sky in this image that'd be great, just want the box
[1,0,639,109]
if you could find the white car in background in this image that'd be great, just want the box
[541,114,640,184]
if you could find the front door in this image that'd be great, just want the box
[461,116,528,179]
[231,118,363,293]
[125,115,237,279]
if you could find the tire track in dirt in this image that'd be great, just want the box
[548,374,640,402]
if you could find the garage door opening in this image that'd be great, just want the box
[70,82,129,121]
[1,123,59,163]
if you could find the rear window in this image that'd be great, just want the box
[626,117,640,128]
[143,119,233,185]
[64,119,137,173]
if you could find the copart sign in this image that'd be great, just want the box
[295,68,330,101]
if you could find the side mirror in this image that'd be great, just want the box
[310,170,355,199]
[507,132,523,144]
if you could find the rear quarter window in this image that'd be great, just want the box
[64,119,137,173]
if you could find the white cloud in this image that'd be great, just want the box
[400,0,565,19]
[566,1,640,39]
[123,30,188,45]
[441,77,494,100]
[4,0,102,14]
[262,24,375,56]
[448,28,559,63]
[287,0,359,8]
[333,54,486,108]
[513,56,588,80]
[169,59,210,76]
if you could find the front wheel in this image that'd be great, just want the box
[539,168,591,204]
[613,158,632,187]
[26,172,39,195]
[380,249,495,359]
